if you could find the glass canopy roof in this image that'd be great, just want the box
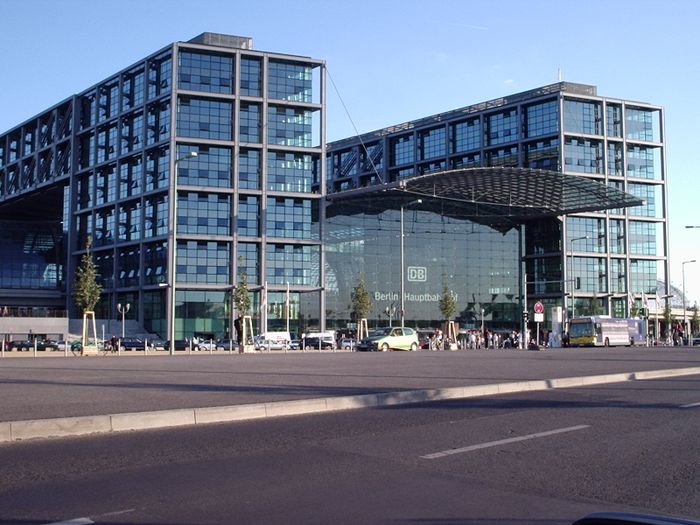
[326,167,644,232]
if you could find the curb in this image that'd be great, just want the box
[2,366,700,444]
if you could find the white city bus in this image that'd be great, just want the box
[569,316,646,347]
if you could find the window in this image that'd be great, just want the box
[564,137,603,174]
[626,107,661,142]
[176,240,230,284]
[267,106,312,147]
[178,191,230,236]
[525,100,558,138]
[178,51,233,94]
[177,97,232,141]
[265,244,320,286]
[268,60,312,102]
[451,118,480,153]
[419,127,446,160]
[176,144,231,188]
[238,195,259,237]
[267,151,315,192]
[486,109,518,146]
[239,103,261,143]
[563,99,602,135]
[525,138,559,170]
[240,57,262,97]
[239,149,260,190]
[390,134,414,166]
[266,197,319,240]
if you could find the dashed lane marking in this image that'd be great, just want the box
[420,424,591,459]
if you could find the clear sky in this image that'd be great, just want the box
[1,0,698,305]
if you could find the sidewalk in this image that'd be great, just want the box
[1,346,700,443]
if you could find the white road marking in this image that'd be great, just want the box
[421,424,591,459]
[680,402,700,408]
[44,509,135,525]
[44,519,93,525]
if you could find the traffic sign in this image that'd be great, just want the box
[534,301,544,314]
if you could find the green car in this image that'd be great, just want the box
[358,327,420,352]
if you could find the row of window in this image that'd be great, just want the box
[179,51,315,102]
[329,138,662,181]
[70,145,319,212]
[89,239,320,289]
[76,192,320,246]
[566,217,665,256]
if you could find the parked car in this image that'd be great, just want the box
[302,336,334,350]
[118,338,150,350]
[165,339,199,352]
[215,339,240,351]
[149,339,166,351]
[198,339,218,351]
[338,338,356,350]
[255,338,289,351]
[692,335,700,346]
[9,339,58,351]
[289,339,301,350]
[357,327,419,352]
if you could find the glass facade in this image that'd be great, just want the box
[0,35,668,344]
[327,81,668,326]
[0,34,325,340]
[324,202,521,331]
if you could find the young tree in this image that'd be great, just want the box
[232,263,251,316]
[439,282,457,322]
[73,236,101,314]
[663,303,673,340]
[350,273,372,321]
[232,260,252,344]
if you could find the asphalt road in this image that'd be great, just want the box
[2,346,700,423]
[1,374,699,525]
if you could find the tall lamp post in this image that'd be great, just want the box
[169,151,198,355]
[682,259,696,344]
[116,302,130,340]
[569,235,589,321]
[400,198,422,328]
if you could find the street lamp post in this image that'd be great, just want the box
[682,260,696,344]
[399,198,422,328]
[116,302,130,340]
[169,151,198,355]
[569,235,589,321]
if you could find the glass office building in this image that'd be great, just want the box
[0,33,326,339]
[0,33,668,339]
[325,83,668,332]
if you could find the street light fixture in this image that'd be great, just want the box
[685,226,700,229]
[116,302,130,340]
[169,151,198,355]
[682,259,696,344]
[400,198,422,328]
[569,235,589,321]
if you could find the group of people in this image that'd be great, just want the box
[426,329,528,350]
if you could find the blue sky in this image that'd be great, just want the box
[2,0,699,304]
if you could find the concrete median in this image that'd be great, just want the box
[2,365,700,444]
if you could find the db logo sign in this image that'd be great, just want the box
[408,266,427,282]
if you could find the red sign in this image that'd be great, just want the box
[534,301,544,314]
